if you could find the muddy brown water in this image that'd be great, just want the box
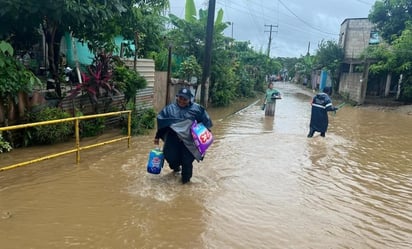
[1,82,411,249]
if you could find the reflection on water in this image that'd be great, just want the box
[1,83,411,249]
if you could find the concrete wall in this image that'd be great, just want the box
[338,18,375,104]
[339,18,375,60]
[338,72,364,103]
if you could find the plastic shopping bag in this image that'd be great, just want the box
[191,120,213,156]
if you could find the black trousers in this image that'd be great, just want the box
[163,131,194,182]
[308,128,325,137]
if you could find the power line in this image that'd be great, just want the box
[355,0,374,5]
[277,0,340,36]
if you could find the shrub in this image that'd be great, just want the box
[0,133,12,153]
[74,109,106,137]
[28,108,73,145]
[81,118,106,137]
[0,41,42,124]
[178,55,202,82]
[122,103,156,135]
[113,65,147,103]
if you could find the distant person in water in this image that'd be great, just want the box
[261,82,281,110]
[307,86,338,138]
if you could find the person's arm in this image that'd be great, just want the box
[325,102,337,112]
[324,95,337,112]
[274,89,282,98]
[199,107,213,129]
[154,127,168,145]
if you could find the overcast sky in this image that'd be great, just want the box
[167,0,376,58]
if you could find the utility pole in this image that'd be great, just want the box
[200,0,216,108]
[264,24,278,57]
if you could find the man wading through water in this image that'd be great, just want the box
[154,88,213,184]
[307,86,338,138]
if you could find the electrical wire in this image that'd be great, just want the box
[277,0,340,36]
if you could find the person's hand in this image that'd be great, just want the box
[154,138,159,145]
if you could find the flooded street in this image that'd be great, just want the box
[1,82,411,249]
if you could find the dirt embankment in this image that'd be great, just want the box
[289,82,412,116]
[358,103,412,115]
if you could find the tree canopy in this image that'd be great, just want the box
[366,0,412,101]
[369,0,412,43]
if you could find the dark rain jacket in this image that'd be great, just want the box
[155,101,213,161]
[309,92,336,133]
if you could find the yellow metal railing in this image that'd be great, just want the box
[0,110,132,172]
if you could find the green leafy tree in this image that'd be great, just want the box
[293,53,315,86]
[362,42,394,74]
[178,55,202,82]
[314,40,344,91]
[91,1,169,58]
[392,25,412,101]
[0,1,169,96]
[0,41,42,123]
[167,0,233,105]
[277,57,299,79]
[367,0,412,102]
[167,0,286,106]
[0,0,129,98]
[369,0,412,43]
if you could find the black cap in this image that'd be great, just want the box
[323,86,332,95]
[176,88,193,100]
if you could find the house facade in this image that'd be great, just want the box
[338,18,377,104]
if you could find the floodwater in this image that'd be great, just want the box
[1,82,411,249]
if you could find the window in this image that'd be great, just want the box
[369,31,379,45]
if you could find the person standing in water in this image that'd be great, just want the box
[262,82,282,116]
[307,86,338,138]
[154,87,213,184]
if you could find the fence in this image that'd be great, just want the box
[0,110,131,172]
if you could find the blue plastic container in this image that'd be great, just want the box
[147,148,164,174]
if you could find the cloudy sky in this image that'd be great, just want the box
[167,0,376,58]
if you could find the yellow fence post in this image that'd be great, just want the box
[128,111,131,148]
[75,119,80,163]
